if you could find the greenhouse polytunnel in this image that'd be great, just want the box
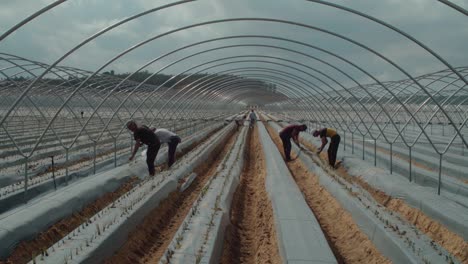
[0,1,467,263]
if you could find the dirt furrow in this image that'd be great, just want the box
[264,123,390,264]
[220,125,281,264]
[105,129,237,264]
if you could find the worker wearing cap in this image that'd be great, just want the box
[313,128,341,168]
[127,120,160,176]
[279,124,307,161]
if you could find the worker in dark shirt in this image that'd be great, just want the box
[313,128,341,168]
[127,120,161,176]
[279,124,307,161]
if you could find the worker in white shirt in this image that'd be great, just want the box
[152,128,181,167]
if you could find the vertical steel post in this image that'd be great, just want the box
[362,135,365,160]
[374,139,377,166]
[390,143,393,174]
[65,148,69,185]
[409,146,412,182]
[23,157,28,202]
[114,138,117,167]
[93,141,97,174]
[50,156,57,190]
[438,154,443,195]
[352,133,354,154]
[343,130,346,151]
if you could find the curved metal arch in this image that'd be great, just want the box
[87,32,406,145]
[0,55,108,136]
[186,78,316,124]
[437,0,468,15]
[303,1,468,147]
[0,0,195,128]
[169,67,341,124]
[357,74,455,143]
[0,0,67,41]
[0,57,96,154]
[159,61,360,131]
[155,64,330,122]
[178,67,334,122]
[98,57,348,141]
[2,17,465,151]
[137,58,346,137]
[168,75,313,123]
[139,53,384,143]
[111,62,328,138]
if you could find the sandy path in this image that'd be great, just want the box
[264,123,390,264]
[220,126,282,264]
[301,138,468,263]
[105,129,237,264]
[0,177,138,264]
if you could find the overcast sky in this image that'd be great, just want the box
[1,0,467,88]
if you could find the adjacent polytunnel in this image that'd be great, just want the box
[0,1,467,264]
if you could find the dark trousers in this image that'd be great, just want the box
[280,133,292,160]
[168,136,181,167]
[328,135,340,167]
[147,143,160,176]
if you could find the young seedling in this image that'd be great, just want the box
[96,224,101,236]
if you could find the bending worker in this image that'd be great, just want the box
[234,114,246,131]
[279,124,307,161]
[153,127,181,167]
[313,127,341,168]
[127,120,161,177]
[249,110,257,128]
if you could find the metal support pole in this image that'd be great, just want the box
[23,157,28,203]
[438,154,443,195]
[343,131,346,151]
[352,133,354,154]
[65,148,69,185]
[390,143,393,174]
[93,141,97,174]
[114,138,117,167]
[50,156,57,190]
[409,147,412,182]
[362,135,365,160]
[374,139,377,166]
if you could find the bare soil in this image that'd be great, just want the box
[220,125,282,264]
[105,129,237,264]
[265,123,391,264]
